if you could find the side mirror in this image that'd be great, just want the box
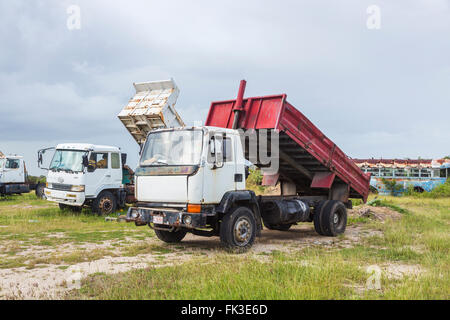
[214,135,224,169]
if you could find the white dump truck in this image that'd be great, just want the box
[126,80,370,251]
[40,79,184,214]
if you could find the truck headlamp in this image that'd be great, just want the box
[183,215,192,225]
[46,183,52,188]
[70,185,85,192]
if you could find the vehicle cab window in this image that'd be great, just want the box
[111,153,120,169]
[5,159,20,169]
[209,135,233,163]
[89,153,109,169]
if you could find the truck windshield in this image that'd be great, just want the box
[141,130,203,166]
[50,150,87,172]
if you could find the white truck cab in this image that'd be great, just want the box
[41,143,134,214]
[135,127,246,205]
[0,155,31,195]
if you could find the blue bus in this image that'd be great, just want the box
[354,158,450,195]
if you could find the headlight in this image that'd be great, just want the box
[183,215,192,225]
[70,185,85,192]
[47,183,52,188]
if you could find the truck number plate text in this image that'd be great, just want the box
[153,215,164,224]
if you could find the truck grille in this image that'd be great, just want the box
[51,183,72,191]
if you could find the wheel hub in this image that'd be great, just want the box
[99,198,112,213]
[234,217,251,245]
[333,213,339,224]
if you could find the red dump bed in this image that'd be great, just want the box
[205,93,370,202]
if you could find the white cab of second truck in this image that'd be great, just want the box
[41,143,130,214]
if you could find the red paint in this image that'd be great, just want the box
[205,84,370,202]
[311,172,336,189]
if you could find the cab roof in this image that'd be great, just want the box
[55,143,120,152]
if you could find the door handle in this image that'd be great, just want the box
[106,175,111,178]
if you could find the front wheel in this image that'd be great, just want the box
[92,191,117,215]
[220,206,256,252]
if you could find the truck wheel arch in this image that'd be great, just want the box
[216,190,263,235]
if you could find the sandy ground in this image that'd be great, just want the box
[0,205,416,299]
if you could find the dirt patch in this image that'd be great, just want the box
[0,222,381,299]
[382,263,424,279]
[349,205,403,222]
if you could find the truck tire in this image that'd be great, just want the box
[92,191,116,215]
[35,183,46,199]
[313,200,347,236]
[154,228,187,243]
[265,224,292,231]
[220,206,256,252]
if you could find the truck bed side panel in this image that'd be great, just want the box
[205,95,370,201]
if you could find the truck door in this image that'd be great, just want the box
[2,159,24,183]
[85,152,111,197]
[110,152,123,186]
[203,134,237,203]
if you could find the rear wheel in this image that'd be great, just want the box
[313,200,347,236]
[154,227,187,243]
[92,191,116,215]
[220,206,256,252]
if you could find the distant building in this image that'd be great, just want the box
[353,158,450,195]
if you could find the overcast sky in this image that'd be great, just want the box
[0,0,449,175]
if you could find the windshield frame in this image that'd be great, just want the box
[49,149,88,173]
[140,128,204,167]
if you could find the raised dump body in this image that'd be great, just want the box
[205,91,370,202]
[118,79,185,145]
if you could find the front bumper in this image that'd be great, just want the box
[126,206,207,229]
[44,188,85,206]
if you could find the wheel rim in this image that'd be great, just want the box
[234,217,252,246]
[99,197,113,214]
[333,208,346,230]
[333,213,339,224]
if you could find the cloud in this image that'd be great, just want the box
[0,0,449,175]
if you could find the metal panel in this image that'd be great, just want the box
[206,92,371,201]
[311,172,336,189]
[118,79,185,145]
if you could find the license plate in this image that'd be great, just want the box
[153,215,164,224]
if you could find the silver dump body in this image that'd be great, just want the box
[118,79,185,144]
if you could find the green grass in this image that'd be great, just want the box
[1,192,449,299]
[68,195,450,300]
[0,192,155,269]
[0,193,152,246]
